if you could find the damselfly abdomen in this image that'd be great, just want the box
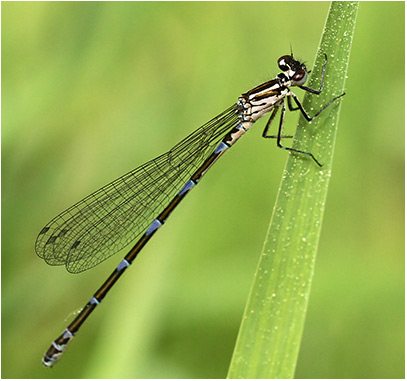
[36,53,345,367]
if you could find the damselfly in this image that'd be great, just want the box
[36,53,345,367]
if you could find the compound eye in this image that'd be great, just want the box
[292,69,307,84]
[278,55,292,71]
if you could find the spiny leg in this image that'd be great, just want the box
[274,103,322,167]
[299,53,328,95]
[289,92,345,122]
[287,95,300,111]
[262,106,293,139]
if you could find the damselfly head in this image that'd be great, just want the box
[277,55,308,86]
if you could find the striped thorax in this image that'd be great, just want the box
[238,55,309,124]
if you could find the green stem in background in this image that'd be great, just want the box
[227,2,359,379]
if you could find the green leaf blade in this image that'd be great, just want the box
[227,2,359,379]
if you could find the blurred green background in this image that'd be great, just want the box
[2,2,404,378]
